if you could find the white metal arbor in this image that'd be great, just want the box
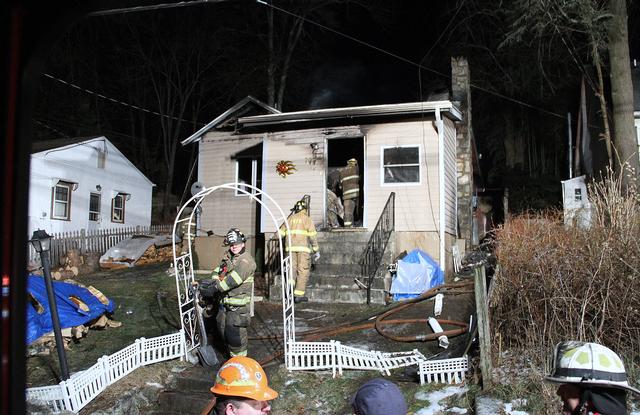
[172,183,296,362]
[172,183,468,383]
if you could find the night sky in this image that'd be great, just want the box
[32,0,640,215]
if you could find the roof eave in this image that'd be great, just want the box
[237,101,462,129]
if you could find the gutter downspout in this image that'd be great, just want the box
[436,108,446,274]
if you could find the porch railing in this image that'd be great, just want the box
[361,192,395,304]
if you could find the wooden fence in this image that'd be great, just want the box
[27,224,172,266]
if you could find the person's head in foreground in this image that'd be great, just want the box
[211,356,278,414]
[351,378,408,415]
[545,341,640,415]
[224,228,246,256]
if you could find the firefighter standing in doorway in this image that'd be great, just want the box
[340,158,360,227]
[279,200,319,303]
[199,228,256,357]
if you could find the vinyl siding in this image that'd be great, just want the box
[362,121,440,232]
[443,117,457,235]
[198,133,262,238]
[261,136,324,233]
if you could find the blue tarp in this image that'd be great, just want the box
[26,275,115,345]
[390,249,444,295]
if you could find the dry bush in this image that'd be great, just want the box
[491,168,640,378]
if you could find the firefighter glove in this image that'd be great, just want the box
[199,280,218,297]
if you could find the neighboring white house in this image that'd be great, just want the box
[28,136,154,237]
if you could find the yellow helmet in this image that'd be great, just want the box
[210,356,279,401]
[347,158,357,165]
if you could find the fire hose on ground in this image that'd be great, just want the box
[254,281,474,366]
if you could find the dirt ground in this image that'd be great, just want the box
[27,262,479,414]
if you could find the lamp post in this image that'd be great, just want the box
[30,229,70,380]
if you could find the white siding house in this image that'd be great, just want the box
[28,136,154,237]
[182,99,463,273]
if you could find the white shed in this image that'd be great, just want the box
[28,136,154,237]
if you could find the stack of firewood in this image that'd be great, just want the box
[135,245,173,266]
[51,249,83,280]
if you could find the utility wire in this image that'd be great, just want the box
[33,119,70,138]
[43,73,204,126]
[256,0,566,120]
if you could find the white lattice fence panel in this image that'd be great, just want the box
[418,356,469,385]
[378,350,428,375]
[335,344,381,374]
[141,332,184,364]
[106,342,140,384]
[65,360,110,412]
[26,384,68,413]
[287,342,336,371]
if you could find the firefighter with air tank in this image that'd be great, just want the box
[279,199,320,303]
[199,228,256,357]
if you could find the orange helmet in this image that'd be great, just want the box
[210,356,279,401]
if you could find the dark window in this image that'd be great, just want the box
[89,193,101,221]
[382,146,420,184]
[236,159,256,195]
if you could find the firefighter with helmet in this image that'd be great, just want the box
[208,356,278,414]
[279,199,319,303]
[199,228,256,357]
[339,158,360,227]
[545,341,640,415]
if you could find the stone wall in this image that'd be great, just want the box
[451,56,474,244]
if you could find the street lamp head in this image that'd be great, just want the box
[30,229,52,253]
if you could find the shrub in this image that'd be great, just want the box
[491,169,640,378]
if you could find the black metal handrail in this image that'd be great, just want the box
[361,192,395,304]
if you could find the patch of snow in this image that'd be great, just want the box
[145,382,163,388]
[414,385,469,415]
[504,399,529,415]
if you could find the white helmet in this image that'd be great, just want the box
[545,341,640,396]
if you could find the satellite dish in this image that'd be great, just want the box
[190,181,204,196]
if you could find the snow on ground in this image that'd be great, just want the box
[414,385,469,415]
[503,399,528,415]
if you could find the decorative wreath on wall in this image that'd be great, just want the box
[276,160,296,178]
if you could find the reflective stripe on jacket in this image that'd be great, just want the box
[279,211,319,253]
[340,165,359,200]
[211,250,256,307]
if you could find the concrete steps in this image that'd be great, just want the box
[270,229,387,304]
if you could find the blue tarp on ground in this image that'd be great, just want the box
[26,274,115,345]
[390,249,444,295]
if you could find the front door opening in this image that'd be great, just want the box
[326,137,364,228]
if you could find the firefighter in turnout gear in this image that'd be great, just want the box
[279,200,319,303]
[199,228,256,357]
[545,341,640,415]
[340,158,360,227]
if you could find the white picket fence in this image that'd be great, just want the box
[287,340,468,385]
[27,224,172,266]
[26,331,184,414]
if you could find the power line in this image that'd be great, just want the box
[42,73,204,126]
[256,0,566,120]
[33,119,70,138]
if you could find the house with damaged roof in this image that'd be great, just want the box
[181,58,480,304]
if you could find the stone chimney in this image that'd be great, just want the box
[451,56,474,245]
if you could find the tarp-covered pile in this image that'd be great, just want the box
[26,274,115,345]
[390,249,444,298]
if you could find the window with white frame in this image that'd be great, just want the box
[89,193,101,221]
[235,158,258,196]
[381,145,421,184]
[51,181,73,220]
[111,193,126,223]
